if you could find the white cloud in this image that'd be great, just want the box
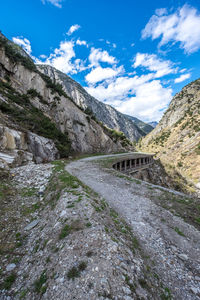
[133,53,175,78]
[41,0,63,8]
[67,24,81,36]
[142,4,200,54]
[89,47,117,67]
[174,73,191,83]
[76,39,88,47]
[39,54,47,59]
[42,40,84,74]
[85,66,124,84]
[85,74,172,122]
[155,8,167,16]
[180,68,187,73]
[116,80,172,122]
[86,75,172,122]
[12,37,32,55]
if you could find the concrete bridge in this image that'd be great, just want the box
[112,153,154,174]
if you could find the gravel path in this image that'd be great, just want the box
[66,154,200,300]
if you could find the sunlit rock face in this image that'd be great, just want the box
[0,33,132,167]
[38,64,145,142]
[139,79,200,196]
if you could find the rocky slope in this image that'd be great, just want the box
[0,160,169,300]
[38,64,145,142]
[139,79,200,195]
[0,33,132,166]
[148,121,158,128]
[124,115,154,135]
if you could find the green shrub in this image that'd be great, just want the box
[34,270,47,294]
[2,273,17,290]
[0,35,36,72]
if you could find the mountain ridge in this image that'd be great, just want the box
[139,78,200,195]
[37,64,145,142]
[0,33,133,166]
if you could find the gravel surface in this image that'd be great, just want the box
[66,154,200,300]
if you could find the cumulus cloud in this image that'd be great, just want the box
[133,53,175,78]
[42,41,75,73]
[85,66,124,84]
[116,80,172,122]
[89,47,117,67]
[76,39,88,47]
[12,37,32,55]
[41,0,63,8]
[142,4,200,54]
[174,73,191,83]
[67,24,81,36]
[85,74,172,122]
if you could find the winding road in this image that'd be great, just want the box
[66,153,200,300]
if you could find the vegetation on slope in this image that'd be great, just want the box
[138,79,200,195]
[0,80,71,157]
[0,33,134,152]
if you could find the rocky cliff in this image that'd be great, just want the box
[38,65,145,142]
[139,79,200,195]
[0,34,132,166]
[124,114,154,135]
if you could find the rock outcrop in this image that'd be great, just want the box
[0,124,59,166]
[139,79,200,195]
[38,64,145,141]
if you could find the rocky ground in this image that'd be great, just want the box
[66,154,200,300]
[0,158,171,300]
[130,159,187,192]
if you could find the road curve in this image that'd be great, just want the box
[66,154,200,300]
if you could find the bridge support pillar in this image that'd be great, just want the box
[130,159,132,168]
[124,160,127,171]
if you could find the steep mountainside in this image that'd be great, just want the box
[148,121,158,128]
[0,34,132,166]
[38,64,144,142]
[124,114,154,134]
[139,79,200,195]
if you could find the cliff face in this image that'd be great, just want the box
[0,34,131,166]
[139,79,200,195]
[38,65,144,142]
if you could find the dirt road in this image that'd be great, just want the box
[66,154,200,300]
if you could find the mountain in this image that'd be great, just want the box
[124,115,154,135]
[38,65,144,142]
[148,121,158,128]
[139,79,200,195]
[0,33,133,166]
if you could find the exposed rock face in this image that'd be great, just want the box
[38,64,144,141]
[0,34,131,166]
[139,79,200,195]
[0,125,59,166]
[27,132,59,164]
[148,121,158,128]
[124,114,154,134]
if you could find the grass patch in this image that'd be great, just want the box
[34,270,47,294]
[174,227,185,237]
[67,261,87,280]
[1,272,17,290]
[59,220,83,239]
[20,187,37,197]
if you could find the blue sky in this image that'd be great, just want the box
[1,0,200,122]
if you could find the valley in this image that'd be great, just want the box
[0,29,200,300]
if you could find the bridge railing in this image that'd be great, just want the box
[112,155,154,173]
